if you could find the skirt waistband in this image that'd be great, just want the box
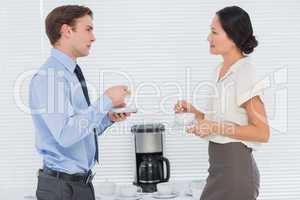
[208,141,253,165]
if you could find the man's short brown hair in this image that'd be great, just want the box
[45,5,93,45]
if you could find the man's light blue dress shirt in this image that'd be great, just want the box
[29,48,113,174]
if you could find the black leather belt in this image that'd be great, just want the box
[41,167,95,184]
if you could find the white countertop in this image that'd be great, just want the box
[97,193,194,200]
[94,181,199,200]
[0,181,201,200]
[0,190,195,200]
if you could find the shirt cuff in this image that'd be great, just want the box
[98,114,114,135]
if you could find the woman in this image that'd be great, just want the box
[174,6,269,200]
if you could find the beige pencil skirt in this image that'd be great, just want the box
[200,141,260,200]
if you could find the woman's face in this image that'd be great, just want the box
[207,15,236,55]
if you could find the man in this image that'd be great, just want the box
[29,5,130,200]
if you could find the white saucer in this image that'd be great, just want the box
[152,192,178,199]
[185,190,192,196]
[111,106,138,114]
[115,194,142,200]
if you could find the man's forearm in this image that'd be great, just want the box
[96,114,114,135]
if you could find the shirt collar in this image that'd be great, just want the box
[216,56,249,82]
[51,48,77,73]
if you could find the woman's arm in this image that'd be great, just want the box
[188,96,270,143]
[195,110,205,121]
[213,96,270,142]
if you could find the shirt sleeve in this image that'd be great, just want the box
[30,71,113,147]
[95,114,114,136]
[235,63,267,106]
[93,95,114,135]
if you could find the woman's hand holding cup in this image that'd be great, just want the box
[174,100,198,114]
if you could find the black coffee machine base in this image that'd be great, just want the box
[134,182,157,193]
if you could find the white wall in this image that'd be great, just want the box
[0,0,300,199]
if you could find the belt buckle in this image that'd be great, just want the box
[85,172,95,184]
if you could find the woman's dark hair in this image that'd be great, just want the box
[216,6,258,54]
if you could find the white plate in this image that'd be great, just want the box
[185,190,192,196]
[115,194,142,200]
[111,107,138,114]
[152,192,178,199]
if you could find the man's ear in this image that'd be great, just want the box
[60,24,72,39]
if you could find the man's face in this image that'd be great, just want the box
[69,15,96,58]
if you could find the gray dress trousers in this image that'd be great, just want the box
[36,170,96,200]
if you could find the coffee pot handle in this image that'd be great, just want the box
[160,157,170,182]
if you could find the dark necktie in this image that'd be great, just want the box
[74,64,99,163]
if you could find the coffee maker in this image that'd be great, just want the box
[131,123,170,193]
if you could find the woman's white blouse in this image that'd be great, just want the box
[205,57,266,150]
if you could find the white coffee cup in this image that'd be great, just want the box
[98,181,116,196]
[174,113,195,127]
[189,180,205,199]
[157,182,173,195]
[119,184,137,197]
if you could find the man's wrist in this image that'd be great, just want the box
[103,113,114,125]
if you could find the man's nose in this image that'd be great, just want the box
[91,33,96,42]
